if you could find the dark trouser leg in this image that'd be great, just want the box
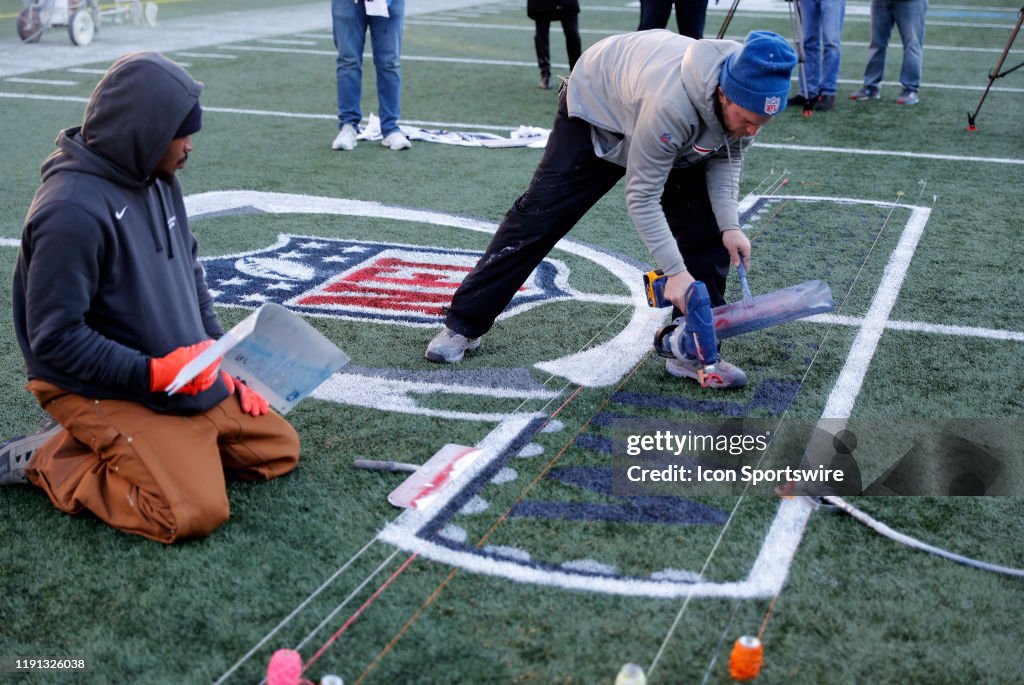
[660,163,731,320]
[445,90,624,338]
[638,0,673,30]
[560,14,582,71]
[534,19,551,76]
[674,0,709,39]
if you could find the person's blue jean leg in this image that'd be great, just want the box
[863,0,894,89]
[333,0,368,129]
[819,0,845,95]
[892,0,926,91]
[800,0,822,96]
[369,0,404,137]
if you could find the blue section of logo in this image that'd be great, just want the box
[511,467,729,525]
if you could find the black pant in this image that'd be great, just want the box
[534,14,581,77]
[638,0,709,39]
[445,88,728,339]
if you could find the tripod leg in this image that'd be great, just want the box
[716,0,742,39]
[787,0,813,115]
[968,8,1023,130]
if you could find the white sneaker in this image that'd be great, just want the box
[665,356,748,389]
[332,124,358,151]
[0,416,62,485]
[381,131,411,151]
[425,327,481,363]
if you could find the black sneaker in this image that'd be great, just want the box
[0,416,62,485]
[787,92,815,107]
[850,86,880,101]
[813,94,836,111]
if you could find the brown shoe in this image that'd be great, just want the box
[539,74,552,90]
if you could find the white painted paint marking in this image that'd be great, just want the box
[173,52,238,60]
[516,443,545,458]
[406,17,1024,54]
[483,546,531,561]
[2,90,1020,166]
[823,207,931,418]
[65,68,107,75]
[807,313,1024,343]
[258,38,318,46]
[185,190,664,387]
[1,238,20,248]
[311,371,557,423]
[758,142,1024,166]
[490,467,518,485]
[5,77,78,86]
[562,559,617,575]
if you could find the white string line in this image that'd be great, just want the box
[647,496,749,677]
[698,600,743,685]
[309,165,790,685]
[247,548,404,685]
[648,173,804,679]
[649,188,915,679]
[213,536,381,684]
[213,242,650,682]
[291,549,404,654]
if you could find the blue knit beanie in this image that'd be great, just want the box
[719,31,797,116]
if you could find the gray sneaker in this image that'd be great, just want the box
[665,356,748,389]
[896,89,919,105]
[425,327,482,363]
[850,86,880,101]
[0,416,62,485]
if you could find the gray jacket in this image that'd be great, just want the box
[567,30,752,276]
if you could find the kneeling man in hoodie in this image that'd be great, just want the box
[4,52,300,543]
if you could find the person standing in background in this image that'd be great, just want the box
[789,0,846,111]
[637,0,709,39]
[527,0,581,90]
[331,0,411,151]
[850,0,926,105]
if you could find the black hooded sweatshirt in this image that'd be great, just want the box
[13,51,229,414]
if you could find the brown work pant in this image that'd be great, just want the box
[25,380,301,544]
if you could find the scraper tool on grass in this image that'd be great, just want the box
[354,444,483,509]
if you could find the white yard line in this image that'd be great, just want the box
[4,89,1021,166]
[823,207,932,417]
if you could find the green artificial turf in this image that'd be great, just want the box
[1,1,1023,683]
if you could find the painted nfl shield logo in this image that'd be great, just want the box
[202,235,573,325]
[764,96,781,115]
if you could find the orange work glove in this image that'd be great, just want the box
[222,372,269,416]
[149,340,220,395]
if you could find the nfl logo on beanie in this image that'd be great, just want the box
[720,31,798,116]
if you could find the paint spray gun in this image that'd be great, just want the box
[652,280,722,387]
[646,262,835,386]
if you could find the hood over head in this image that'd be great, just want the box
[680,38,740,133]
[80,51,203,181]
